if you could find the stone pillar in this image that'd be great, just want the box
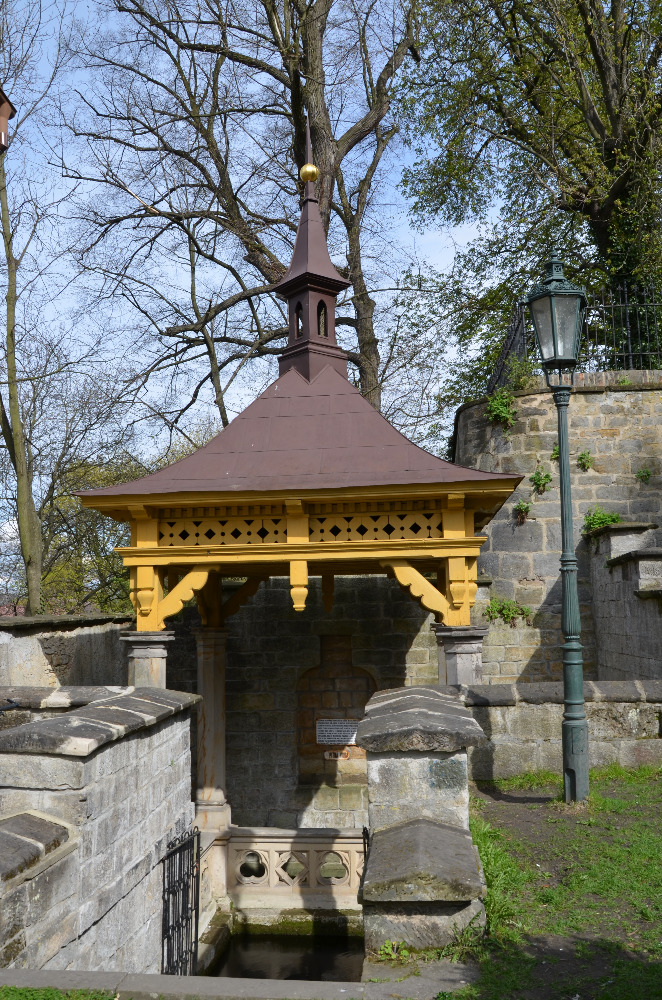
[356,685,488,952]
[432,625,488,685]
[120,631,174,687]
[194,628,231,834]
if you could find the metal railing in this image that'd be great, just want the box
[486,285,662,394]
[161,828,200,976]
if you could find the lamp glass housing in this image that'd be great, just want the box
[526,256,586,371]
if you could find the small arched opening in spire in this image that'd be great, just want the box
[295,302,303,338]
[317,301,328,338]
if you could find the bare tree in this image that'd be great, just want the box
[69,0,418,417]
[0,0,142,612]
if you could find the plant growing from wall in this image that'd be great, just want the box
[551,443,559,460]
[377,940,410,963]
[529,466,552,495]
[513,499,532,525]
[636,467,652,484]
[483,597,532,628]
[485,387,517,431]
[582,506,622,535]
[577,450,594,471]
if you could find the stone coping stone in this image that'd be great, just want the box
[0,613,132,632]
[607,547,662,568]
[0,685,132,710]
[0,811,68,882]
[231,826,363,839]
[357,686,486,753]
[444,680,662,706]
[362,818,485,904]
[0,688,200,756]
[0,966,474,1000]
[585,521,658,539]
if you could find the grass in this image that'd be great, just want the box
[0,992,114,1000]
[432,765,662,999]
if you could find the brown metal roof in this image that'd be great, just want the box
[81,365,515,498]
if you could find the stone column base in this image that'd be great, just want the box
[195,798,231,833]
[363,899,485,952]
[120,631,175,687]
[432,625,488,685]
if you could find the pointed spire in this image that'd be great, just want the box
[275,121,350,296]
[275,119,351,381]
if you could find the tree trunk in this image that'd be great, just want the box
[0,154,43,614]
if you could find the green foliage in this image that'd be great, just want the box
[513,499,531,525]
[483,597,531,627]
[582,506,622,535]
[489,770,561,793]
[0,991,114,1000]
[485,388,516,430]
[402,0,662,285]
[577,450,594,471]
[377,940,410,962]
[636,467,652,484]
[551,442,559,461]
[529,466,552,495]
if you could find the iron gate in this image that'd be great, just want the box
[161,827,200,975]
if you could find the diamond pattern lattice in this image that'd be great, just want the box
[159,518,287,546]
[308,512,443,542]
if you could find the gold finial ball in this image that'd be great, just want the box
[300,163,319,183]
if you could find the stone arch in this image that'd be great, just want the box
[296,634,377,786]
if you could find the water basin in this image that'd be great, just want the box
[213,934,364,981]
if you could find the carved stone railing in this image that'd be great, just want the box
[227,827,364,909]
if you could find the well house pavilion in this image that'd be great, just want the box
[81,140,518,909]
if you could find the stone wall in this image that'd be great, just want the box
[0,688,196,972]
[0,615,131,687]
[454,371,662,683]
[168,577,439,830]
[588,523,662,680]
[443,680,662,779]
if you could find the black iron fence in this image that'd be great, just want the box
[487,285,662,394]
[161,827,200,976]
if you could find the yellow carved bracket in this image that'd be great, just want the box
[154,566,211,630]
[221,575,268,620]
[382,560,451,620]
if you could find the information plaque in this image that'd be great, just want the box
[316,719,358,745]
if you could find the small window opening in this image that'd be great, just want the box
[295,301,303,338]
[317,300,328,337]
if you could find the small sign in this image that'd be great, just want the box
[324,750,350,760]
[316,719,358,745]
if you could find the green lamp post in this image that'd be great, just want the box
[526,252,589,803]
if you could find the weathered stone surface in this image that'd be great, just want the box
[459,684,516,706]
[0,687,131,709]
[456,376,662,682]
[0,689,199,756]
[641,680,662,702]
[356,686,486,753]
[362,818,485,903]
[0,702,195,973]
[363,899,485,952]
[0,813,68,854]
[0,830,42,882]
[513,682,565,705]
[366,751,469,831]
[0,620,130,687]
[432,626,488,685]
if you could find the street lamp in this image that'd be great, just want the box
[526,252,589,804]
[0,88,16,153]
